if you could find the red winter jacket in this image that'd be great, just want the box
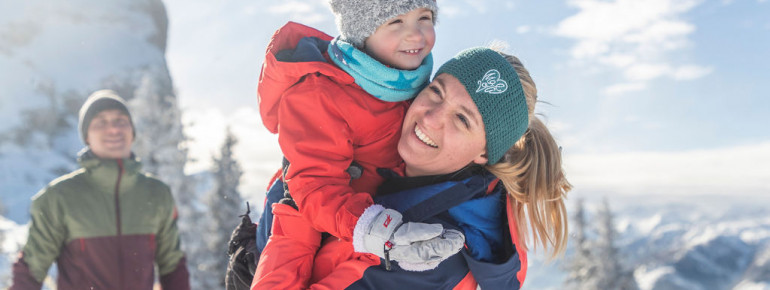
[252,170,529,289]
[257,22,408,241]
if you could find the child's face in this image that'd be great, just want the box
[364,8,435,70]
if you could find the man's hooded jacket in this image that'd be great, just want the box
[11,150,189,290]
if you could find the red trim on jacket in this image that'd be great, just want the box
[453,272,479,290]
[506,194,528,287]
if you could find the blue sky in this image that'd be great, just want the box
[164,0,770,199]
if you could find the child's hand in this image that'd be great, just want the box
[353,206,465,271]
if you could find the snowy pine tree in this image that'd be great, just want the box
[563,198,639,290]
[564,198,599,289]
[205,127,245,287]
[126,71,212,288]
[594,198,639,290]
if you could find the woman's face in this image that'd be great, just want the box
[398,73,488,177]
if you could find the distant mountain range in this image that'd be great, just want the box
[526,194,770,289]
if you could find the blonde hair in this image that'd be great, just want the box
[485,52,572,259]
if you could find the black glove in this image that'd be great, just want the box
[225,203,259,290]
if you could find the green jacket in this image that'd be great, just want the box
[11,150,190,290]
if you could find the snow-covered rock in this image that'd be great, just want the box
[0,0,173,223]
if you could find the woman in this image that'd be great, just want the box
[251,47,571,289]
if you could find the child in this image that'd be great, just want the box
[250,0,465,288]
[253,47,571,289]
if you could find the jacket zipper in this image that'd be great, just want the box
[115,159,124,290]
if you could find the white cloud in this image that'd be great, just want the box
[268,2,314,14]
[604,82,647,95]
[564,141,770,196]
[439,0,518,18]
[439,5,462,18]
[624,63,670,81]
[555,0,707,93]
[599,53,636,68]
[516,25,531,34]
[622,19,694,45]
[672,64,713,80]
[571,40,610,59]
[267,1,328,25]
[598,61,711,96]
[556,0,697,42]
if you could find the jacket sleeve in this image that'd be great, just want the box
[11,187,66,289]
[462,249,523,289]
[277,78,374,241]
[252,203,321,289]
[155,186,190,290]
[11,255,44,289]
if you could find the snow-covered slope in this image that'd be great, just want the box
[0,0,173,223]
[626,197,770,290]
[526,194,770,289]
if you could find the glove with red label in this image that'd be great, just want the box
[353,205,465,271]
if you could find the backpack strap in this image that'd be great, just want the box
[401,174,493,223]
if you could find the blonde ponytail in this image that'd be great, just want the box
[486,52,572,259]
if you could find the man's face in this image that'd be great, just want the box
[86,109,133,159]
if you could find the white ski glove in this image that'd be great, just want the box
[353,205,465,271]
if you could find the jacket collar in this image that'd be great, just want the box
[77,148,141,193]
[376,165,487,196]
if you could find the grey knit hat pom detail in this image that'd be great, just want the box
[435,47,529,165]
[78,89,134,145]
[329,0,438,48]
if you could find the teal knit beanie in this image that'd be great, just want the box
[435,47,529,165]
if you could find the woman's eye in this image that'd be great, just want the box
[457,114,470,128]
[430,86,440,95]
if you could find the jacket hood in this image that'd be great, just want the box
[258,21,355,133]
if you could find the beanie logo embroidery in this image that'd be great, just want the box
[475,69,508,94]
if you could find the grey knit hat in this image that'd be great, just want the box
[78,89,134,144]
[329,0,438,48]
[435,47,529,165]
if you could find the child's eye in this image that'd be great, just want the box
[420,15,432,21]
[389,19,403,25]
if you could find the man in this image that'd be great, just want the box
[11,90,190,290]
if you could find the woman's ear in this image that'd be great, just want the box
[473,152,488,165]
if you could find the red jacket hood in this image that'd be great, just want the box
[258,21,355,133]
